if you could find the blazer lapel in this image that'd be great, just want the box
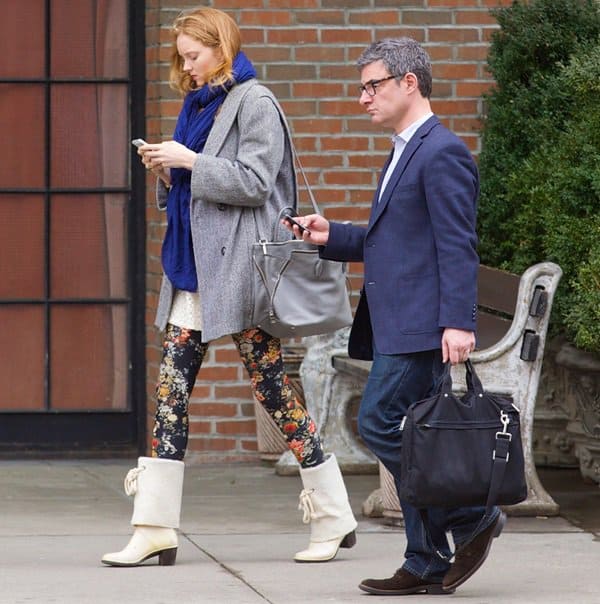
[368,115,439,230]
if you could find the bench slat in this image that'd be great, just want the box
[478,265,520,316]
[476,312,512,350]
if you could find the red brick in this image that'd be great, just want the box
[189,421,213,434]
[187,437,237,452]
[291,118,344,134]
[455,81,494,97]
[295,10,345,24]
[279,100,318,116]
[430,99,479,115]
[295,46,346,62]
[373,27,426,42]
[457,45,490,61]
[402,10,453,25]
[456,10,498,26]
[240,28,266,44]
[188,402,238,418]
[428,0,478,5]
[290,136,318,151]
[214,0,263,6]
[239,11,292,26]
[267,29,319,44]
[429,27,480,43]
[349,11,401,25]
[197,365,241,382]
[320,100,362,116]
[268,0,319,6]
[321,29,372,44]
[433,63,479,80]
[190,384,211,399]
[298,153,345,168]
[246,45,292,62]
[216,420,257,435]
[291,82,346,97]
[215,384,254,399]
[321,137,371,152]
[323,170,373,186]
[349,154,388,169]
[327,206,371,222]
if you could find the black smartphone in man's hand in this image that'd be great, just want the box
[283,213,311,235]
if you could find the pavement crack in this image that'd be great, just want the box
[183,534,275,603]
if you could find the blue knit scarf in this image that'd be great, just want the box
[162,52,257,291]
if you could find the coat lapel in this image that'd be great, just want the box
[202,79,258,157]
[368,115,439,231]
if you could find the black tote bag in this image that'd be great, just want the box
[398,360,527,509]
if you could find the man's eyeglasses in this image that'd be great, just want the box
[358,74,398,97]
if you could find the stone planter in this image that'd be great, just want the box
[555,343,600,485]
[532,338,578,468]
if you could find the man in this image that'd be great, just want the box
[285,38,505,595]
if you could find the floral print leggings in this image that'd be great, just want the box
[152,324,325,469]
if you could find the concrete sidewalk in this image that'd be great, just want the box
[0,460,597,604]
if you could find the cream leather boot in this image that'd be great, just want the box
[101,456,184,567]
[295,454,358,562]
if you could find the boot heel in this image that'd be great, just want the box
[158,547,177,566]
[340,530,357,549]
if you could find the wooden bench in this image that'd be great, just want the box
[332,261,563,519]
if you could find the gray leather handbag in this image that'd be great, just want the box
[251,159,353,338]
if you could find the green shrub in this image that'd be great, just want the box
[477,0,600,352]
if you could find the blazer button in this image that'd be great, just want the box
[221,246,226,256]
[217,203,226,211]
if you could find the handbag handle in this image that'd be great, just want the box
[440,359,484,397]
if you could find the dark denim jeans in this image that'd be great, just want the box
[357,348,499,580]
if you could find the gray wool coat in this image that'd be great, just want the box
[154,79,297,341]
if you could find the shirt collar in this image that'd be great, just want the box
[391,111,434,147]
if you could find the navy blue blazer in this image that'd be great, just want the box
[322,116,479,361]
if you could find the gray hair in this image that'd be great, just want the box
[357,38,432,98]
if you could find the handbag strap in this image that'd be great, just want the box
[252,140,321,243]
[420,361,513,562]
[291,144,321,215]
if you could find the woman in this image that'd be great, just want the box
[101,7,356,567]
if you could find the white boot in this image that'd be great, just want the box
[101,457,184,567]
[294,454,358,562]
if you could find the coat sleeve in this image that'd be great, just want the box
[320,221,367,263]
[423,140,479,331]
[189,95,284,208]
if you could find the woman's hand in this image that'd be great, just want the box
[281,213,330,246]
[136,140,199,187]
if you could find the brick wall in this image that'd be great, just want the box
[144,0,512,462]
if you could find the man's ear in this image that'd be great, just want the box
[403,72,419,93]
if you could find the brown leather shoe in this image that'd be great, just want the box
[359,568,452,595]
[442,511,506,591]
